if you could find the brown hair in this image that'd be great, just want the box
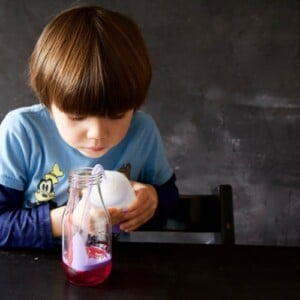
[29,5,152,118]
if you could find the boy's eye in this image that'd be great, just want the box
[68,115,85,121]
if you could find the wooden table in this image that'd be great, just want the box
[0,242,299,299]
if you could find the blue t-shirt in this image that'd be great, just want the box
[0,104,173,210]
[0,104,177,248]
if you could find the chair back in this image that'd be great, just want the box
[165,184,235,245]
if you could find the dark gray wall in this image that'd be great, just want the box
[1,0,299,246]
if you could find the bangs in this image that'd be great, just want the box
[55,88,134,118]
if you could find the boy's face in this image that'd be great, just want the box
[50,103,134,158]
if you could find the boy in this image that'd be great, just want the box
[0,5,179,248]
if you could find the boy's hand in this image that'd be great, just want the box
[70,181,158,232]
[119,181,158,232]
[72,200,107,235]
[50,205,66,237]
[108,207,125,225]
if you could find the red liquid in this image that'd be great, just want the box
[62,247,112,286]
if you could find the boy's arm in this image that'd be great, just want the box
[139,173,180,230]
[0,184,54,249]
[50,206,66,238]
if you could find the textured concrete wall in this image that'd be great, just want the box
[0,0,300,246]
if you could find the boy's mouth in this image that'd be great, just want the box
[88,146,106,152]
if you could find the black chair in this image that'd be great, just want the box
[119,184,235,245]
[165,184,235,245]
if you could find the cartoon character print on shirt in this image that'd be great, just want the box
[34,163,64,205]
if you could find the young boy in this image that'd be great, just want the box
[0,5,179,249]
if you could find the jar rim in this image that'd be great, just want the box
[69,167,103,186]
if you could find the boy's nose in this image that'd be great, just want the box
[86,118,108,140]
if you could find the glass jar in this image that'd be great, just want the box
[62,165,112,286]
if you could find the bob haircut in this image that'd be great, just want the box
[29,5,152,118]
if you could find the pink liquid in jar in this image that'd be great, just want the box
[62,246,112,286]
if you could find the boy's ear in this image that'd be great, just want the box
[45,102,53,115]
